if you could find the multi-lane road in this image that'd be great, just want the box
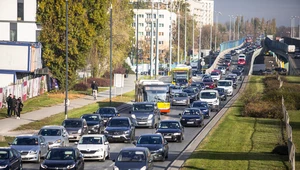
[22,51,253,170]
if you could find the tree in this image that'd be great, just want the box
[37,0,93,90]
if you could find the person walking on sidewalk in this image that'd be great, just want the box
[91,81,98,100]
[6,94,12,117]
[15,97,23,119]
[11,95,17,117]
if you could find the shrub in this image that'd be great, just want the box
[243,100,283,119]
[73,83,88,91]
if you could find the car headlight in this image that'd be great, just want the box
[55,139,62,143]
[104,130,109,134]
[97,148,104,152]
[0,165,8,168]
[195,119,201,121]
[131,114,136,119]
[93,124,100,128]
[148,114,153,119]
[29,150,38,154]
[157,148,163,152]
[174,133,181,135]
[213,100,218,104]
[40,164,47,169]
[141,166,147,170]
[181,118,185,121]
[66,164,76,169]
[113,166,120,170]
[78,129,82,134]
[203,109,208,112]
[124,130,130,134]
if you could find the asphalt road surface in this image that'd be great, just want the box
[22,51,252,170]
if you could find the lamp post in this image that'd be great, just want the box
[136,2,139,81]
[64,0,69,120]
[233,16,237,40]
[150,1,154,77]
[192,9,194,63]
[177,2,180,64]
[291,16,295,38]
[169,0,173,73]
[214,11,221,51]
[184,3,187,63]
[109,1,113,105]
[228,15,233,41]
[155,2,159,77]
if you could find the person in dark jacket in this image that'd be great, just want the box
[11,95,17,117]
[15,97,23,119]
[91,81,98,100]
[6,94,12,117]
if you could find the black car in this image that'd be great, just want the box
[134,134,169,161]
[294,52,300,59]
[231,69,243,81]
[214,88,227,101]
[40,147,84,170]
[236,65,244,73]
[190,101,210,118]
[62,118,88,141]
[80,114,105,134]
[230,50,236,56]
[0,147,22,170]
[155,120,184,142]
[175,78,188,87]
[191,82,205,91]
[182,88,198,101]
[274,67,287,75]
[113,147,153,170]
[95,107,120,126]
[104,117,135,143]
[225,77,237,89]
[179,108,204,127]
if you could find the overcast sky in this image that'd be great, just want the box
[214,0,300,27]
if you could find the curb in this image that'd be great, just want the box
[167,76,249,170]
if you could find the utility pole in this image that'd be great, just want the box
[169,0,173,73]
[237,15,240,40]
[155,2,159,77]
[150,1,154,77]
[136,3,139,81]
[192,9,194,64]
[177,3,180,64]
[184,3,187,63]
[233,16,236,40]
[229,15,232,41]
[109,1,113,105]
[65,0,68,120]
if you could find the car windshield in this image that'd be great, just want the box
[201,92,217,99]
[182,89,194,93]
[82,115,99,121]
[159,122,180,129]
[137,136,162,144]
[46,150,75,160]
[183,109,200,115]
[97,108,115,115]
[0,151,8,159]
[39,129,61,136]
[192,102,208,108]
[215,88,224,93]
[117,151,146,162]
[133,104,154,111]
[211,72,219,75]
[174,93,188,97]
[232,71,241,75]
[79,136,103,144]
[176,79,187,83]
[63,120,82,128]
[218,81,231,86]
[12,137,38,145]
[108,119,129,127]
[171,86,181,90]
[203,79,213,82]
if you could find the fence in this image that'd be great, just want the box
[277,74,296,170]
[0,75,48,108]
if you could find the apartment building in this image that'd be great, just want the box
[133,8,177,61]
[187,0,214,26]
[0,0,40,42]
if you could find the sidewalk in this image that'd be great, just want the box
[0,74,136,136]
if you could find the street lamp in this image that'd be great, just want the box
[214,11,221,51]
[184,2,187,63]
[291,16,296,38]
[177,2,181,64]
[169,0,173,73]
[150,1,154,77]
[237,15,242,40]
[233,16,237,40]
[109,1,113,105]
[136,2,139,80]
[64,0,69,120]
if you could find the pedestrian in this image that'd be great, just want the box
[15,97,23,119]
[91,81,98,100]
[6,94,12,117]
[11,95,17,117]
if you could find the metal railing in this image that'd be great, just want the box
[277,74,296,170]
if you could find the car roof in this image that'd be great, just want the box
[81,134,105,138]
[139,133,163,137]
[121,147,148,152]
[193,101,208,104]
[82,114,99,116]
[99,107,116,109]
[201,89,218,93]
[110,117,129,120]
[41,125,65,129]
[16,134,40,138]
[64,118,83,121]
[133,102,155,105]
[160,120,180,123]
[49,147,76,151]
[218,80,232,82]
[184,108,201,111]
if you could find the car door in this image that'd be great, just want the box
[39,136,48,156]
[146,149,153,170]
[75,149,84,170]
[9,150,18,170]
[11,149,21,169]
[62,128,69,145]
[163,138,169,155]
[103,136,110,155]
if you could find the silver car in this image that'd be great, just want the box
[38,125,69,149]
[171,92,190,106]
[10,134,48,163]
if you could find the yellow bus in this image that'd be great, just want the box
[135,80,170,114]
[170,64,193,85]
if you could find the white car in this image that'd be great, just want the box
[210,72,221,81]
[217,80,233,96]
[238,54,246,60]
[76,134,110,161]
[199,90,220,111]
[217,66,226,75]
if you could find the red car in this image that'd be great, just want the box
[238,58,246,65]
[212,69,222,75]
[202,79,216,89]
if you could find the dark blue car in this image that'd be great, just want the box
[0,147,22,170]
[190,101,210,118]
[179,108,204,127]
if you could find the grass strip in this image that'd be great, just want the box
[14,90,134,131]
[182,76,289,170]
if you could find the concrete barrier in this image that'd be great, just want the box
[248,48,262,75]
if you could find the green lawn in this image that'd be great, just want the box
[182,76,289,170]
[0,88,108,119]
[0,137,15,147]
[14,90,134,131]
[288,110,300,169]
[284,76,300,84]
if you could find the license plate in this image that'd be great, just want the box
[138,122,146,124]
[187,122,194,124]
[69,136,74,138]
[113,135,120,138]
[164,136,172,139]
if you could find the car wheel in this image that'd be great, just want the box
[165,151,168,159]
[101,152,106,162]
[18,162,22,170]
[107,151,110,160]
[36,153,41,163]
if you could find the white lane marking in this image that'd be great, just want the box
[109,163,114,167]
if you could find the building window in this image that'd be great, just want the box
[17,0,24,21]
[132,23,136,27]
[146,32,150,36]
[138,23,144,27]
[159,32,164,36]
[159,23,164,27]
[138,32,144,36]
[10,23,17,41]
[159,14,164,18]
[159,41,164,45]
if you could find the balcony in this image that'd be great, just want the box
[145,18,152,23]
[145,36,151,40]
[145,27,151,32]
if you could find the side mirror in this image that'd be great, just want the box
[179,113,182,116]
[74,142,78,145]
[132,141,137,145]
[8,142,11,145]
[104,141,109,145]
[131,123,135,127]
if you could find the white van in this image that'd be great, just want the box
[217,80,233,96]
[199,90,220,111]
[238,54,246,60]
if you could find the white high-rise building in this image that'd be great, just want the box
[0,0,40,42]
[186,0,214,26]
